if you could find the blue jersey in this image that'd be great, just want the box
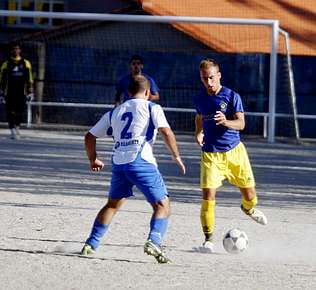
[116,73,159,102]
[193,86,244,152]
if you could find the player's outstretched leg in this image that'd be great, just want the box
[144,239,170,264]
[241,205,267,225]
[145,196,171,264]
[80,219,109,256]
[80,198,123,255]
[144,217,171,263]
[241,195,267,225]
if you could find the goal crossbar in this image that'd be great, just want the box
[0,10,277,25]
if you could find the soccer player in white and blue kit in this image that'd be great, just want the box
[81,75,185,263]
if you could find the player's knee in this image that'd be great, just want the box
[165,203,171,217]
[153,197,170,217]
[106,198,123,209]
[202,188,216,200]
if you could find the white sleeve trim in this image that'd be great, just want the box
[89,112,111,138]
[151,104,170,129]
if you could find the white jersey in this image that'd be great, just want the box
[89,98,170,166]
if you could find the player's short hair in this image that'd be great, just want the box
[10,42,21,50]
[199,58,220,71]
[129,54,143,64]
[128,75,150,95]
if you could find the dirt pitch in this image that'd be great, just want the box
[1,128,316,290]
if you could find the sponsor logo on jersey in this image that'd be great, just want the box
[12,65,23,77]
[114,139,139,149]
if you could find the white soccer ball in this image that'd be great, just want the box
[223,228,249,254]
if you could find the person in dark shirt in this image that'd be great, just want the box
[115,55,159,106]
[0,43,33,139]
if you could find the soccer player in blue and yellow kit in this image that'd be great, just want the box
[114,55,160,106]
[194,59,267,252]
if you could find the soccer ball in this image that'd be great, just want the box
[223,228,249,254]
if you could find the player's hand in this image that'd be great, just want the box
[195,132,204,147]
[90,158,104,171]
[173,156,186,175]
[214,111,227,126]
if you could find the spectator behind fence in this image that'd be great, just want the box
[114,55,160,106]
[0,43,34,139]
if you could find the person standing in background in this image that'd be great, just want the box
[0,43,33,139]
[115,55,159,106]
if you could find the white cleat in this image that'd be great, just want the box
[241,206,268,225]
[198,240,215,253]
[15,126,21,138]
[10,129,17,139]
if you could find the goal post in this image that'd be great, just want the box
[278,28,300,140]
[0,10,289,142]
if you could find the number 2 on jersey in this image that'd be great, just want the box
[120,112,133,139]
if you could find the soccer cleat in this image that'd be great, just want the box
[144,240,171,264]
[200,240,215,253]
[80,244,95,256]
[10,129,17,139]
[15,126,21,138]
[241,205,268,225]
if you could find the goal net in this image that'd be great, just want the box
[0,11,299,141]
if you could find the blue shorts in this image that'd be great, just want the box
[109,164,168,204]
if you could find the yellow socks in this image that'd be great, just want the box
[200,199,215,238]
[242,196,258,211]
[200,197,258,239]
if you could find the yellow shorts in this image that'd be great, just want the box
[200,142,255,189]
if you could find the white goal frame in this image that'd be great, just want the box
[0,10,283,142]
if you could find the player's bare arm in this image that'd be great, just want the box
[214,111,245,130]
[84,132,104,171]
[195,114,204,147]
[158,127,186,175]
